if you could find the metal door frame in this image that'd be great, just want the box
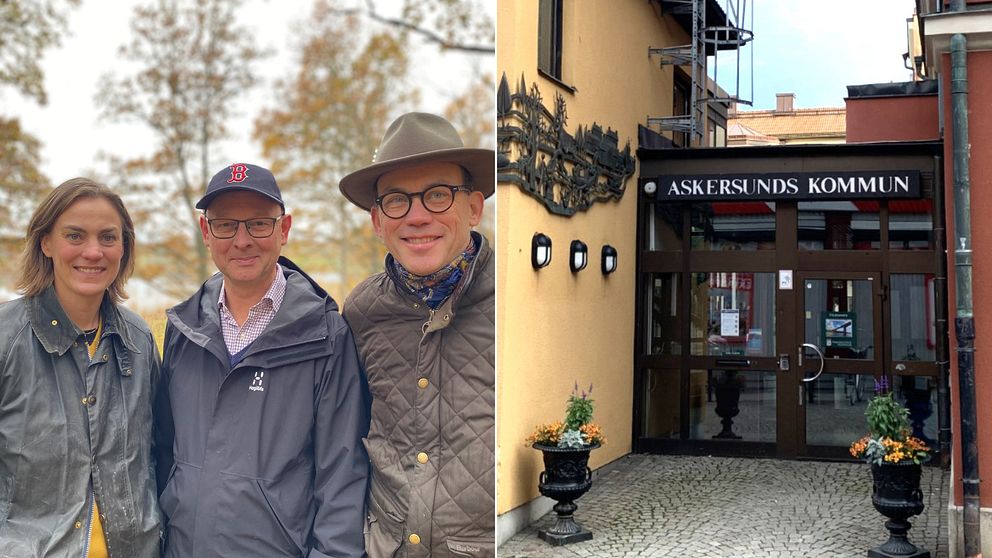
[790,270,885,459]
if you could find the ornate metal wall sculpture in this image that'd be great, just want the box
[497,74,635,216]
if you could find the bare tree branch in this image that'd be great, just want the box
[331,5,493,54]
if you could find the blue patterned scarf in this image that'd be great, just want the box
[389,234,480,309]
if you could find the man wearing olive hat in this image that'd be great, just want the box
[339,112,494,558]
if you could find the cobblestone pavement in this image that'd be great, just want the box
[499,455,949,558]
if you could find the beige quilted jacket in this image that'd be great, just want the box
[343,233,495,558]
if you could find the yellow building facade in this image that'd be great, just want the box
[496,0,723,540]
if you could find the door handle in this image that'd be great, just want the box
[801,343,825,383]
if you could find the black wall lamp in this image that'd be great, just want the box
[532,233,552,269]
[570,240,588,272]
[601,245,618,275]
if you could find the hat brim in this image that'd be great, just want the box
[195,189,284,211]
[338,147,495,211]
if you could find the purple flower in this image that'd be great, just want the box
[874,376,890,395]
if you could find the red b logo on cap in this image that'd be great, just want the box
[228,164,249,183]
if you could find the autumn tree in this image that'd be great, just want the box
[443,70,495,240]
[96,0,265,294]
[0,1,81,259]
[0,117,48,255]
[0,0,80,104]
[254,0,415,296]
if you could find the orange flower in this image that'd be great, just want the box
[849,435,870,458]
[851,434,930,464]
[525,421,564,446]
[579,422,606,445]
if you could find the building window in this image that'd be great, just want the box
[709,119,727,147]
[538,0,563,80]
[691,202,776,251]
[889,199,934,250]
[798,201,880,250]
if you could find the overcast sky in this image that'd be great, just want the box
[715,0,917,110]
[3,0,920,182]
[4,0,492,184]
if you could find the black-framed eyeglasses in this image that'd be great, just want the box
[206,215,284,239]
[375,184,471,219]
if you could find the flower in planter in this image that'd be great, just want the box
[525,382,607,448]
[849,377,930,465]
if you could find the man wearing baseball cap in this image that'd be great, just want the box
[339,112,495,557]
[155,163,370,557]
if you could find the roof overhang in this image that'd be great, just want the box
[923,8,992,61]
[846,80,939,99]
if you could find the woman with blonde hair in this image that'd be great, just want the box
[0,178,162,557]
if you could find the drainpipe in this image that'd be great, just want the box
[950,29,982,558]
[933,155,951,468]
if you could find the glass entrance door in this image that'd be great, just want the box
[633,148,944,459]
[794,272,884,458]
[685,271,778,449]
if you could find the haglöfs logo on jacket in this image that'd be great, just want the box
[249,370,265,392]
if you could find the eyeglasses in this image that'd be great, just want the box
[375,184,471,219]
[206,216,284,239]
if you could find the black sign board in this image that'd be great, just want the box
[649,170,921,201]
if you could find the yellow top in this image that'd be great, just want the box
[86,320,108,558]
[88,504,107,558]
[85,320,102,359]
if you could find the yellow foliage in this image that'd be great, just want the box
[138,309,169,356]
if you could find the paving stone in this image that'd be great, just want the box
[498,455,949,558]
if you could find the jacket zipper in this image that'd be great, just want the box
[82,490,94,558]
[228,334,329,366]
[244,334,330,356]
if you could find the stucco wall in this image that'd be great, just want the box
[497,0,690,515]
[941,49,992,509]
[846,96,939,142]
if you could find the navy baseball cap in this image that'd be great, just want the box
[196,163,284,210]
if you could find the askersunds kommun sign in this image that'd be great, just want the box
[649,171,920,201]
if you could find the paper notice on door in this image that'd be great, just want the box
[779,270,793,290]
[720,309,740,337]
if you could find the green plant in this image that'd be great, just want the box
[850,377,929,465]
[525,381,606,448]
[564,382,594,431]
[866,389,909,440]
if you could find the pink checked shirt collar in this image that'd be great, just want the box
[218,264,287,355]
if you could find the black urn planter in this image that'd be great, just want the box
[533,442,599,546]
[868,461,931,558]
[902,385,935,446]
[712,371,743,439]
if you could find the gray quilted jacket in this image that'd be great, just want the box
[343,232,495,558]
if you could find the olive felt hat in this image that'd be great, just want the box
[338,112,495,211]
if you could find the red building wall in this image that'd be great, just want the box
[846,95,939,142]
[941,49,992,508]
